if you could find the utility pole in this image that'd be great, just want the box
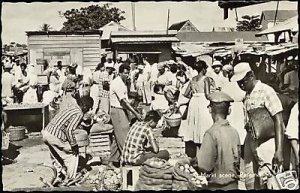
[274,1,280,26]
[166,9,170,34]
[132,2,136,31]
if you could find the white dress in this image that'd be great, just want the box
[222,81,247,144]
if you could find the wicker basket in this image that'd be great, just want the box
[7,126,26,141]
[165,115,182,127]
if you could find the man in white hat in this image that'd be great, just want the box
[2,62,15,104]
[231,62,285,190]
[209,60,227,91]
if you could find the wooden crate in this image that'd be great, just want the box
[158,137,185,155]
[89,133,111,157]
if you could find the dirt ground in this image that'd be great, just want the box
[2,133,246,191]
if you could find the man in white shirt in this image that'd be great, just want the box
[2,62,15,104]
[109,64,143,168]
[209,60,228,91]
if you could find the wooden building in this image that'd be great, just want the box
[26,30,102,74]
[109,30,179,64]
[168,20,199,32]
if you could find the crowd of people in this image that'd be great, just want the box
[1,51,298,190]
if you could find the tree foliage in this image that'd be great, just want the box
[236,15,262,31]
[39,23,53,32]
[60,3,126,31]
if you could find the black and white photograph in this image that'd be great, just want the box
[1,1,299,191]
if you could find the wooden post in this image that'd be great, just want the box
[166,9,170,35]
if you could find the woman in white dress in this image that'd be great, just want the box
[221,65,247,144]
[176,60,215,158]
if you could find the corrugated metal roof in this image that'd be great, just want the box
[256,16,298,36]
[177,31,269,43]
[261,10,298,22]
[111,30,177,36]
[26,30,102,36]
[111,36,179,44]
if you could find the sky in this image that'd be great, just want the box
[1,1,298,44]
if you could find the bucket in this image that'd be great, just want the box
[7,126,26,141]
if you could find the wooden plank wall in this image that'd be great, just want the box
[28,35,101,71]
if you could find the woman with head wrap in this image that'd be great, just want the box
[60,77,79,111]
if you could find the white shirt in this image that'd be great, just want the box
[285,102,298,140]
[209,71,228,89]
[150,63,159,83]
[110,76,128,108]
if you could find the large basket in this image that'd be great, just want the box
[7,126,26,141]
[165,115,182,127]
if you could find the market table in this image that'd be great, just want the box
[3,103,49,132]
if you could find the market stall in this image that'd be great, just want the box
[3,103,49,133]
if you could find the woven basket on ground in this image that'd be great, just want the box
[7,126,26,141]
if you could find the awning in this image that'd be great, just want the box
[172,44,215,57]
[256,16,298,36]
[117,51,161,54]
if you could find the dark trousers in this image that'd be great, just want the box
[134,150,170,166]
[185,141,197,158]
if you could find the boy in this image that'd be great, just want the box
[121,110,169,166]
[196,91,241,190]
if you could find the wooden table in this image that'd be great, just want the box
[3,103,49,132]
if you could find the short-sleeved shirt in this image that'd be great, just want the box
[121,121,157,164]
[284,70,299,91]
[110,76,128,108]
[244,81,283,117]
[197,119,241,186]
[2,72,15,98]
[285,102,298,140]
[157,71,172,85]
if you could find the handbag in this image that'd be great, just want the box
[265,165,299,190]
[247,107,275,142]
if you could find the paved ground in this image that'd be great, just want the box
[2,133,246,191]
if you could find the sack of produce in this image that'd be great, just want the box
[172,159,207,191]
[135,158,173,191]
[139,169,173,180]
[90,123,113,134]
[135,182,173,191]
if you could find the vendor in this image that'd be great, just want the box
[121,110,169,166]
[196,92,241,190]
[41,95,93,186]
[13,63,30,103]
[2,62,15,104]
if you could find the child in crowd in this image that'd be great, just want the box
[196,91,241,190]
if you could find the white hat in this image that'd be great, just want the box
[137,64,144,70]
[230,62,252,82]
[295,55,298,60]
[212,60,222,68]
[287,56,293,61]
[222,64,233,72]
[105,62,115,69]
[157,62,165,69]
